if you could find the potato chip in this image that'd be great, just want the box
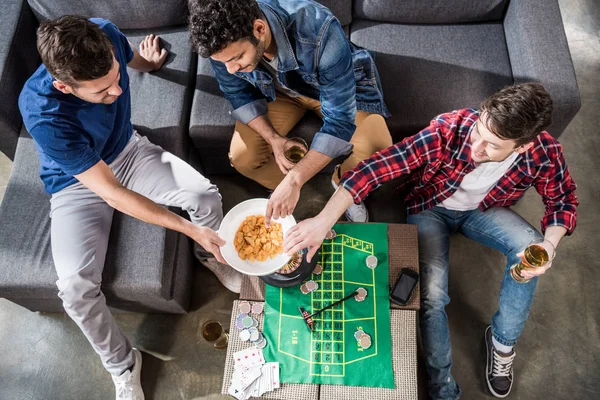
[234,215,284,262]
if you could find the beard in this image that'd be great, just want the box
[240,39,266,72]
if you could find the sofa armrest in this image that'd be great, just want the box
[0,0,39,160]
[504,0,580,138]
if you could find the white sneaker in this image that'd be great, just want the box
[112,348,144,400]
[204,257,243,293]
[331,178,369,222]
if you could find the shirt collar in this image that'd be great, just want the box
[258,2,299,72]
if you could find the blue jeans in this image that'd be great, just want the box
[407,206,543,400]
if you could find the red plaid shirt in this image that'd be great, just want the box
[340,108,578,234]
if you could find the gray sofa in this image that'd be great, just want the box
[0,0,580,313]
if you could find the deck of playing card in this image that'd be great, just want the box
[228,348,280,399]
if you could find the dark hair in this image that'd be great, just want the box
[480,82,554,146]
[188,0,262,58]
[37,15,114,87]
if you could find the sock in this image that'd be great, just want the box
[492,336,514,355]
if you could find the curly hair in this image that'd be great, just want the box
[188,0,262,58]
[480,82,554,145]
[37,15,114,86]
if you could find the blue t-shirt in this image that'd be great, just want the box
[19,18,134,194]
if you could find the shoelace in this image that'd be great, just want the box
[492,350,516,378]
[115,373,134,398]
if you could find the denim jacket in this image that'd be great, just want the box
[210,0,390,159]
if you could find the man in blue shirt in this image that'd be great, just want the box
[19,15,240,399]
[188,0,393,223]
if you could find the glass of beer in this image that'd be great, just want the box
[510,238,556,283]
[200,320,229,349]
[283,137,308,164]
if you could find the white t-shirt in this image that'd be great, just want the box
[440,152,519,211]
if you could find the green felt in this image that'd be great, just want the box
[263,223,394,388]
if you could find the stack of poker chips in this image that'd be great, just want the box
[354,329,372,349]
[236,301,267,349]
[353,287,368,302]
[300,279,319,295]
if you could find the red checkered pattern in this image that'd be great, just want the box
[340,108,578,234]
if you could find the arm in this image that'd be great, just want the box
[520,145,577,279]
[265,18,356,223]
[127,34,168,72]
[283,118,446,255]
[535,143,578,237]
[283,186,354,261]
[74,160,227,263]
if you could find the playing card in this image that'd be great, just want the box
[239,365,262,388]
[270,362,280,389]
[233,347,265,369]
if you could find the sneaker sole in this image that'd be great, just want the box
[485,327,512,398]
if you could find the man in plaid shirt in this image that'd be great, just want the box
[284,83,578,399]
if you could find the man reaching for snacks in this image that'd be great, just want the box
[19,16,242,400]
[188,0,393,224]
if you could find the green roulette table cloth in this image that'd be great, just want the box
[263,223,394,388]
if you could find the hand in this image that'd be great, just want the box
[189,225,228,264]
[265,177,301,226]
[516,250,553,279]
[139,34,168,71]
[283,215,331,262]
[270,135,297,175]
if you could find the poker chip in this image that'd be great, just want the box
[354,330,365,341]
[313,264,323,275]
[239,301,251,314]
[305,280,318,292]
[239,329,251,342]
[359,335,372,349]
[354,287,368,302]
[235,317,245,330]
[300,284,310,295]
[366,255,378,269]
[254,337,267,349]
[251,317,259,328]
[325,229,337,240]
[251,302,264,315]
[249,328,260,342]
[242,316,254,328]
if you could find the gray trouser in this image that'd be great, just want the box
[50,132,223,376]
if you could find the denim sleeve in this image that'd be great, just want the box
[312,18,356,159]
[209,59,268,124]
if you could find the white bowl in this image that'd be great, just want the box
[218,198,296,276]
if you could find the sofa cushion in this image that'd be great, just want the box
[125,27,196,160]
[350,20,513,141]
[316,0,352,26]
[27,0,187,29]
[0,0,39,160]
[0,132,191,313]
[353,0,508,24]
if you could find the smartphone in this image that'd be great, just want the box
[390,268,419,306]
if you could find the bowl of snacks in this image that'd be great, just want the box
[218,198,297,276]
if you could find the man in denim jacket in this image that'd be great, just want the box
[189,0,393,223]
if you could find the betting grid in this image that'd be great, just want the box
[308,233,378,377]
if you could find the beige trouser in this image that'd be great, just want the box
[229,93,393,190]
